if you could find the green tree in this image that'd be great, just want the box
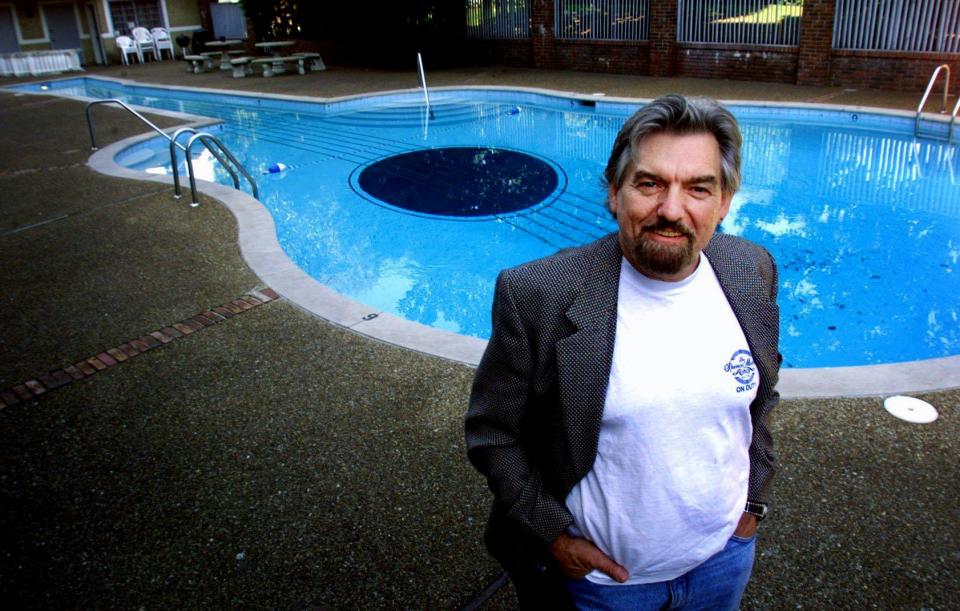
[239,0,301,41]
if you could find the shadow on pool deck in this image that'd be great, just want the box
[0,62,956,609]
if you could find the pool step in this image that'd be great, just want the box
[502,207,611,250]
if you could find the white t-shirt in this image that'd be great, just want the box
[565,254,758,585]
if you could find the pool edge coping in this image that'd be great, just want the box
[68,78,959,399]
[7,73,954,125]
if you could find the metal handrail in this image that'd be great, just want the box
[184,132,259,207]
[915,64,950,138]
[86,99,259,206]
[416,52,434,120]
[86,98,185,152]
[169,127,238,200]
[949,96,960,144]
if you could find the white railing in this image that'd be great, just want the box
[465,0,530,39]
[677,0,803,46]
[0,49,82,77]
[554,0,650,41]
[833,0,960,54]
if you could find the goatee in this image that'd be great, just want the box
[632,220,696,276]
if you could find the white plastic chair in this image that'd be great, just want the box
[150,27,175,60]
[131,27,157,62]
[116,35,141,64]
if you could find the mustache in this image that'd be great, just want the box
[641,219,695,240]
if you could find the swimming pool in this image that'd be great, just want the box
[13,77,960,369]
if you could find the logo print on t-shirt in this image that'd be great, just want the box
[724,349,756,392]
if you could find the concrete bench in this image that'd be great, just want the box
[201,50,230,70]
[291,52,326,72]
[230,56,255,78]
[183,54,214,74]
[251,56,303,77]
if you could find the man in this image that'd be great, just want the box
[465,94,780,610]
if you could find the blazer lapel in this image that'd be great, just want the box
[705,236,779,390]
[554,234,622,480]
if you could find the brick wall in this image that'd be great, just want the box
[831,51,960,96]
[530,0,555,68]
[648,0,677,77]
[552,40,650,74]
[796,0,835,86]
[677,44,797,83]
[464,40,532,67]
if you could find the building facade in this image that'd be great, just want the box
[0,0,204,64]
[467,0,960,95]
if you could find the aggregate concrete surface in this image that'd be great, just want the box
[0,62,956,609]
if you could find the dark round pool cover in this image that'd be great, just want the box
[357,147,558,217]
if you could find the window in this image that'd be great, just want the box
[833,0,960,54]
[109,0,163,36]
[677,0,803,47]
[466,0,530,39]
[554,0,651,41]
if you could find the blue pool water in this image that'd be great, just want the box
[13,77,960,368]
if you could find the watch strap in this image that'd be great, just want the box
[745,501,769,520]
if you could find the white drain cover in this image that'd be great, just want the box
[883,396,939,424]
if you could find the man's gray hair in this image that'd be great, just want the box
[604,94,743,196]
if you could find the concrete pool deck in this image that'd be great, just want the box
[0,61,957,608]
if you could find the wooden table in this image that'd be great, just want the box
[204,40,243,70]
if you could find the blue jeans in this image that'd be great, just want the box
[564,534,756,610]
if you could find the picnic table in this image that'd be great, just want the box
[204,39,243,70]
[250,41,304,77]
[225,41,325,78]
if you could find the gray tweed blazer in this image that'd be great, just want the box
[465,231,781,566]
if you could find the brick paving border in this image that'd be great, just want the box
[0,288,281,410]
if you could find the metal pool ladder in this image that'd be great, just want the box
[85,99,259,207]
[915,64,960,143]
[168,127,259,207]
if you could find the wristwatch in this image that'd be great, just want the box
[744,501,769,521]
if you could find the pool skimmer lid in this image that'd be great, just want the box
[883,395,939,423]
